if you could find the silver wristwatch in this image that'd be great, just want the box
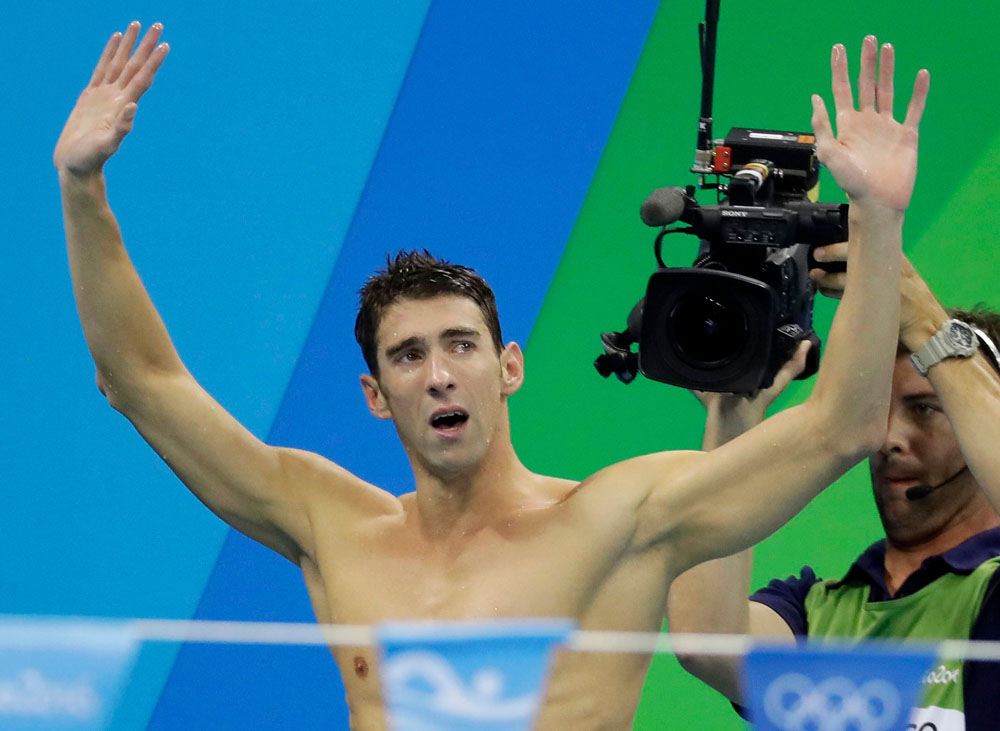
[910,319,979,376]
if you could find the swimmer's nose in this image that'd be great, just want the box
[426,352,455,396]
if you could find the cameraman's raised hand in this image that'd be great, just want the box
[811,36,929,213]
[54,22,168,178]
[695,340,812,450]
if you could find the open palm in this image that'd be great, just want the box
[54,22,168,176]
[811,36,929,212]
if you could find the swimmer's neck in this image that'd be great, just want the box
[405,440,555,540]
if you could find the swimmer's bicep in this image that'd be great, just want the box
[632,404,852,565]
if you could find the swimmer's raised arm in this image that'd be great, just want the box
[55,23,371,564]
[590,37,928,574]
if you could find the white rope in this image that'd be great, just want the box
[6,617,1000,662]
[130,618,373,647]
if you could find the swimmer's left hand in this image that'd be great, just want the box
[811,36,929,213]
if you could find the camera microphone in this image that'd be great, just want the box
[904,465,970,501]
[640,187,691,227]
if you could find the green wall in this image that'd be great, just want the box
[511,2,1000,727]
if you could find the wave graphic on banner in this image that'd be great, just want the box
[377,619,574,731]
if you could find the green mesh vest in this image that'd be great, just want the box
[803,556,1000,729]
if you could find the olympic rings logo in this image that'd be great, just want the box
[762,672,902,731]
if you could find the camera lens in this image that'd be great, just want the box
[667,293,749,366]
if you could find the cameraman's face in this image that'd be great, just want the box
[869,355,981,545]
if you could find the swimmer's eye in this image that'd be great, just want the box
[396,350,423,364]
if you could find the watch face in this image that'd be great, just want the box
[948,321,975,348]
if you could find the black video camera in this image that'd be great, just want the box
[596,128,847,394]
[594,3,848,394]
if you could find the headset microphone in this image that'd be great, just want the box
[904,465,970,501]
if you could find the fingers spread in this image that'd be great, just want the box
[903,69,931,130]
[876,43,895,116]
[119,23,163,90]
[830,44,854,114]
[105,21,141,84]
[857,35,878,110]
[89,32,122,87]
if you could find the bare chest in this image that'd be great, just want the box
[316,523,608,624]
[301,508,671,730]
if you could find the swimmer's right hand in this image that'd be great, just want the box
[54,21,169,177]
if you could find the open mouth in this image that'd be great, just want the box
[430,410,469,430]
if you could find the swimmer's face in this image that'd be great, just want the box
[870,354,979,545]
[360,295,523,477]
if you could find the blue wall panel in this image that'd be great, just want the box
[150,1,659,727]
[1,2,430,729]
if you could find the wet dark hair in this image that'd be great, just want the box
[355,250,504,376]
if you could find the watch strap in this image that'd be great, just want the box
[910,319,978,376]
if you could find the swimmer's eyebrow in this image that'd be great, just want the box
[440,327,480,341]
[384,336,425,360]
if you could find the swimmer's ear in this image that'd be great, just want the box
[500,342,524,397]
[360,374,392,420]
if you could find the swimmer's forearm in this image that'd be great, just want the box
[60,169,186,405]
[806,202,901,450]
[799,38,922,455]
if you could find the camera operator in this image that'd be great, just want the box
[666,249,1000,728]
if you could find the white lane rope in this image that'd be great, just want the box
[0,618,968,662]
[130,619,373,647]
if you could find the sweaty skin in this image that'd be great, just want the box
[56,25,925,730]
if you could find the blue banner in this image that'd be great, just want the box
[0,617,138,730]
[377,618,574,731]
[744,643,934,731]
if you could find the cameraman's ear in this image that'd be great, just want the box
[500,342,525,396]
